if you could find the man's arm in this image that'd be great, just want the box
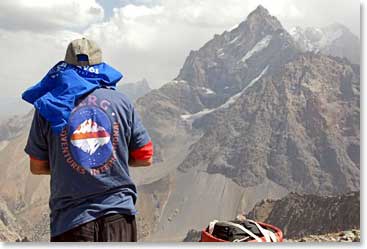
[29,156,50,175]
[25,111,50,175]
[129,157,152,167]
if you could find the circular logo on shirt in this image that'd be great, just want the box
[68,106,113,169]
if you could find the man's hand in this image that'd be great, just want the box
[129,157,152,167]
[30,157,50,175]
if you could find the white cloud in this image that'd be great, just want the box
[0,0,360,101]
[84,0,255,87]
[247,0,303,18]
[0,0,104,31]
[82,0,307,87]
[0,29,82,97]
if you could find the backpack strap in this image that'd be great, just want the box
[247,219,278,242]
[208,220,218,234]
[219,221,262,242]
[208,219,278,242]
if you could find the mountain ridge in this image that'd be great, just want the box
[117,78,152,102]
[178,52,359,194]
[133,6,359,240]
[290,23,360,64]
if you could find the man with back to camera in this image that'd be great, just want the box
[22,38,153,242]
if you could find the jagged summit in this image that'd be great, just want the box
[172,5,298,113]
[117,78,152,102]
[247,5,271,20]
[240,5,283,33]
[252,5,269,14]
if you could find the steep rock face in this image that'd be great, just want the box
[135,175,172,240]
[0,125,50,213]
[0,124,51,241]
[131,7,302,239]
[182,192,360,242]
[290,24,360,64]
[176,5,299,110]
[247,191,360,239]
[182,229,202,242]
[179,53,359,194]
[285,230,360,242]
[0,198,21,242]
[133,6,359,241]
[0,110,33,142]
[117,78,152,102]
[135,86,190,164]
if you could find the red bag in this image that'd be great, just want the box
[200,220,283,242]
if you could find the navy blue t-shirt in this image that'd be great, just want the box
[24,88,151,237]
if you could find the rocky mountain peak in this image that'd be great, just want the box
[241,5,283,33]
[173,5,298,113]
[250,5,269,15]
[246,5,272,23]
[136,78,150,88]
[118,78,152,102]
[179,52,360,194]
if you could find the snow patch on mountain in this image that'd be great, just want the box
[229,36,240,44]
[169,79,188,85]
[240,35,272,64]
[220,66,269,109]
[181,108,214,121]
[200,87,216,95]
[217,52,225,57]
[290,26,343,52]
[0,140,9,152]
[181,66,269,121]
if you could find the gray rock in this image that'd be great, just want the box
[247,191,360,239]
[179,53,360,194]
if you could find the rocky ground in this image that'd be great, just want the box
[183,229,360,243]
[183,191,360,243]
[247,191,360,239]
[285,230,360,242]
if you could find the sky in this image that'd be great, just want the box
[0,0,360,101]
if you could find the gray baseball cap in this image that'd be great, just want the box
[64,38,102,66]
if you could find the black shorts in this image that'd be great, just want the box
[51,213,137,242]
